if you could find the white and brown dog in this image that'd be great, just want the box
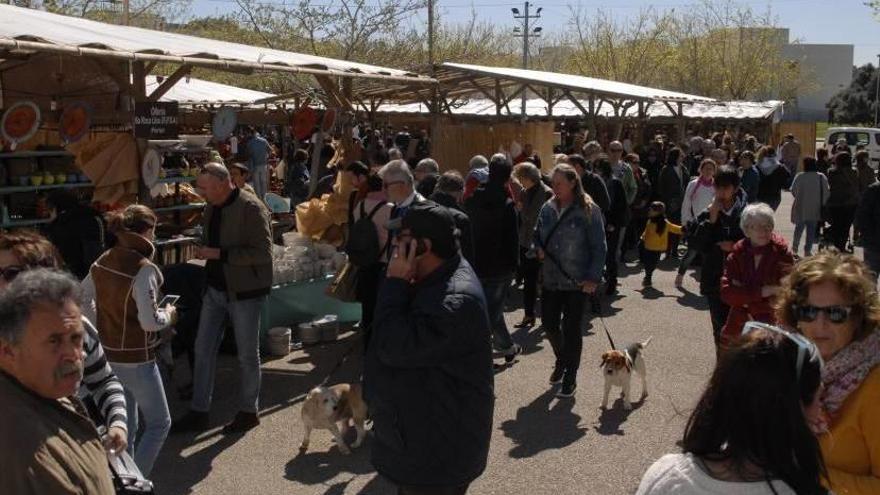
[300,383,368,455]
[600,337,652,410]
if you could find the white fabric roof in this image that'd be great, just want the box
[443,63,716,103]
[0,4,423,80]
[377,98,783,121]
[146,75,275,105]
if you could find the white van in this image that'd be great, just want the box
[824,127,880,169]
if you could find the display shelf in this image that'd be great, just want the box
[153,203,206,213]
[156,176,197,184]
[0,182,94,194]
[0,217,52,229]
[0,150,73,158]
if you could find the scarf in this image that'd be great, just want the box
[821,329,880,416]
[689,176,714,202]
[758,157,781,175]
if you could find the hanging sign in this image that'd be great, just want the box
[291,106,318,140]
[133,102,179,139]
[212,107,238,141]
[1,101,41,150]
[59,101,92,144]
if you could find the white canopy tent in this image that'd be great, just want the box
[0,4,429,84]
[146,76,276,106]
[377,98,783,121]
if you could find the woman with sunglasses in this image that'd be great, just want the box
[81,205,176,477]
[637,323,828,495]
[0,230,129,456]
[775,251,880,494]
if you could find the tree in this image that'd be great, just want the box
[827,64,879,124]
[558,0,816,102]
[37,0,191,28]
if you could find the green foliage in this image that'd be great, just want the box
[827,64,879,125]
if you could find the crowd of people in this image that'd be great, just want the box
[1,127,879,495]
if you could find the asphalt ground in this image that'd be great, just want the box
[153,193,825,495]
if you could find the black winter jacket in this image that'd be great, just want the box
[603,176,631,228]
[692,190,747,296]
[465,185,519,278]
[365,255,493,487]
[856,182,880,251]
[430,192,476,263]
[581,171,611,214]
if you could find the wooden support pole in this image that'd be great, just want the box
[147,64,192,102]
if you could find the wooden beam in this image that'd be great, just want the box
[315,75,353,111]
[663,101,679,117]
[144,61,158,74]
[563,90,590,116]
[466,77,498,103]
[147,64,192,102]
[495,80,503,116]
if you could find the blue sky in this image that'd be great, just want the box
[189,0,880,66]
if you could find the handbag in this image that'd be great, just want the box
[327,261,359,302]
[109,451,154,494]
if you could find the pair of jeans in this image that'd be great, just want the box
[480,275,516,353]
[249,166,268,200]
[605,228,621,287]
[705,293,729,348]
[192,287,265,414]
[677,247,699,275]
[398,484,469,495]
[828,206,856,251]
[864,248,880,285]
[356,262,385,351]
[519,247,541,318]
[112,361,170,476]
[541,289,587,378]
[640,247,662,280]
[793,221,818,255]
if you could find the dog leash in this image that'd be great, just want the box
[319,336,361,387]
[595,307,617,350]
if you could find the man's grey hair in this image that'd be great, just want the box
[379,159,414,184]
[469,155,488,170]
[200,162,231,180]
[388,148,403,161]
[415,158,440,175]
[0,269,81,345]
[514,162,542,184]
[740,203,776,232]
[582,140,602,157]
[701,139,716,153]
[436,171,464,194]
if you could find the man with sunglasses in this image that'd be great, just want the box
[379,160,425,244]
[365,202,492,495]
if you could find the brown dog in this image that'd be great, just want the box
[300,383,368,455]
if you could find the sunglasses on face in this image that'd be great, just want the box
[742,321,822,380]
[0,265,25,282]
[793,304,853,324]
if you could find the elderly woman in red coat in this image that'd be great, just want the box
[720,203,795,343]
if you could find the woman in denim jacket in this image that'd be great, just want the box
[535,164,607,398]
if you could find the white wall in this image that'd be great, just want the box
[782,43,854,121]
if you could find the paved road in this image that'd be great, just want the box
[153,194,815,495]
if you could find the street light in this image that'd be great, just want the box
[536,7,542,14]
[512,8,520,14]
[534,27,543,33]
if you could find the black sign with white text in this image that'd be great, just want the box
[133,102,179,139]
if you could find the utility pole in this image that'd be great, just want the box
[512,3,542,119]
[875,54,880,127]
[122,0,130,26]
[427,0,435,74]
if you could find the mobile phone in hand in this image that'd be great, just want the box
[158,295,180,307]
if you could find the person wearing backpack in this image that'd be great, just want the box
[346,162,392,347]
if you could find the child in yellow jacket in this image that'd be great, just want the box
[640,201,682,287]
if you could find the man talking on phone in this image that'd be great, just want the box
[364,202,493,495]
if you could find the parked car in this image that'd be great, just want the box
[825,127,880,169]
